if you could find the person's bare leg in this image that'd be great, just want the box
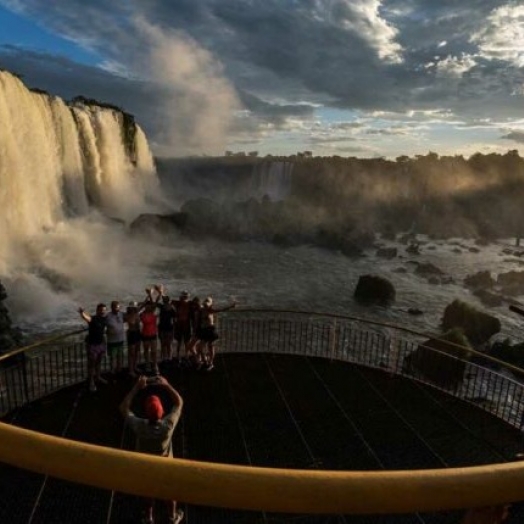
[207,342,215,370]
[151,340,159,374]
[166,500,183,523]
[117,349,123,373]
[95,355,107,384]
[143,342,151,370]
[142,498,154,523]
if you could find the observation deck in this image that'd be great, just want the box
[0,311,523,523]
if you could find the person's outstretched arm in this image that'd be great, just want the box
[212,301,237,314]
[157,376,183,412]
[119,376,147,417]
[78,307,91,324]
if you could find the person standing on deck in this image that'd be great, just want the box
[196,297,236,371]
[158,292,176,364]
[140,287,161,374]
[187,296,202,367]
[78,303,108,392]
[120,375,184,524]
[106,300,125,377]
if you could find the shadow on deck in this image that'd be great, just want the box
[0,353,523,524]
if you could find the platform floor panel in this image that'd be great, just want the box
[0,353,522,523]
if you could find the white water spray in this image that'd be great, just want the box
[0,71,166,327]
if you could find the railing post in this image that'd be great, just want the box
[387,329,401,375]
[329,320,337,361]
[21,354,30,403]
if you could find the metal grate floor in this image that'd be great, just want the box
[0,353,523,524]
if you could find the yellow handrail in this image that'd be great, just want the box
[0,328,85,363]
[0,421,522,514]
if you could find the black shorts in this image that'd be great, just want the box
[127,331,141,346]
[174,326,191,343]
[198,326,219,343]
[141,334,157,342]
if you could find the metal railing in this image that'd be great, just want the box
[1,309,523,430]
[1,309,524,515]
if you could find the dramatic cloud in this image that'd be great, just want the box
[472,5,524,67]
[0,0,523,157]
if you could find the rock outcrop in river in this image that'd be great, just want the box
[0,282,21,353]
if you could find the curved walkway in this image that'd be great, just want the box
[0,353,523,523]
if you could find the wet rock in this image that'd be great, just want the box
[497,270,524,295]
[472,289,503,308]
[354,275,396,306]
[475,238,491,247]
[0,281,21,353]
[376,247,397,259]
[129,212,188,235]
[414,262,445,276]
[441,299,501,346]
[406,243,420,255]
[315,228,365,257]
[464,270,495,290]
[392,267,407,273]
[403,328,472,388]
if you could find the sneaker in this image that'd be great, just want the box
[206,363,214,371]
[88,381,97,392]
[96,376,108,385]
[169,509,184,524]
[140,516,154,524]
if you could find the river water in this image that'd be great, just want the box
[7,224,523,343]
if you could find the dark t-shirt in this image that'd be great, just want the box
[87,315,107,345]
[174,300,191,327]
[158,305,175,331]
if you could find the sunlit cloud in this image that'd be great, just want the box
[0,0,523,157]
[331,0,404,63]
[472,5,524,67]
[431,53,477,78]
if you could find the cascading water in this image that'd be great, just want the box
[155,158,294,205]
[250,161,293,201]
[0,70,166,327]
[0,70,160,269]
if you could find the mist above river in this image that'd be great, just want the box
[6,220,524,345]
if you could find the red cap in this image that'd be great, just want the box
[144,395,164,421]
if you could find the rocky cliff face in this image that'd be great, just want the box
[0,282,21,353]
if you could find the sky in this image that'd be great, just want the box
[0,1,523,159]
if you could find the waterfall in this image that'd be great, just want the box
[250,161,293,201]
[0,70,160,275]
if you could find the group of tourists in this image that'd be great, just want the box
[78,285,237,392]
